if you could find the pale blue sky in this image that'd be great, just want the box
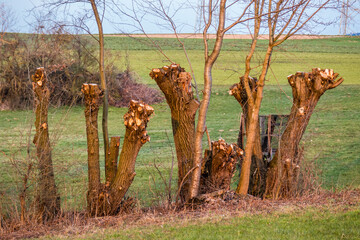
[3,0,360,35]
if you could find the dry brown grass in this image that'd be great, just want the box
[1,188,359,240]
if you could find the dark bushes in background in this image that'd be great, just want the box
[0,29,163,110]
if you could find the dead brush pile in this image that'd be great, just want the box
[108,71,164,107]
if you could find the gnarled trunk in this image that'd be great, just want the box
[150,64,199,202]
[265,68,344,199]
[230,76,266,196]
[32,67,60,221]
[109,100,154,214]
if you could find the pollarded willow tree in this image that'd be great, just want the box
[230,0,341,198]
[39,0,344,206]
[32,67,61,220]
[264,68,343,199]
[82,82,154,215]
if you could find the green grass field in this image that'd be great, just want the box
[1,37,360,238]
[106,36,360,85]
[49,208,360,240]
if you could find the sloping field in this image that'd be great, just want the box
[104,36,360,85]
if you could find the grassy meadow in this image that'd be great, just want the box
[45,207,360,239]
[1,36,360,224]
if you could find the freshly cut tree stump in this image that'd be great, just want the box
[230,77,266,196]
[150,64,199,202]
[32,67,60,221]
[265,68,344,199]
[201,139,243,194]
[81,83,103,216]
[109,100,154,214]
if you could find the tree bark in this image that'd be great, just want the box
[109,100,154,214]
[32,67,60,221]
[265,68,344,199]
[190,0,227,200]
[81,83,103,216]
[235,44,273,196]
[230,76,266,196]
[200,139,243,194]
[150,64,199,202]
[106,136,120,185]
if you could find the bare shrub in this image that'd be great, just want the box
[0,30,163,110]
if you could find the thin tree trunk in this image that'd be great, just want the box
[265,68,343,199]
[110,100,154,214]
[81,83,103,216]
[230,76,266,196]
[150,65,199,202]
[236,46,273,196]
[190,0,227,199]
[89,0,109,170]
[32,67,60,221]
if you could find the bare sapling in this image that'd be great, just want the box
[230,76,266,196]
[32,67,60,221]
[265,68,344,199]
[150,64,199,203]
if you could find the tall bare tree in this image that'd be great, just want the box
[88,0,110,179]
[190,0,256,199]
[231,0,333,197]
[41,0,109,165]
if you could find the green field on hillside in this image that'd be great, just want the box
[0,37,359,214]
[106,36,360,85]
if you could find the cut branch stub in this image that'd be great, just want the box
[201,139,243,193]
[32,67,46,89]
[106,136,121,185]
[123,100,154,143]
[81,83,103,108]
[150,64,196,106]
[229,76,258,108]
